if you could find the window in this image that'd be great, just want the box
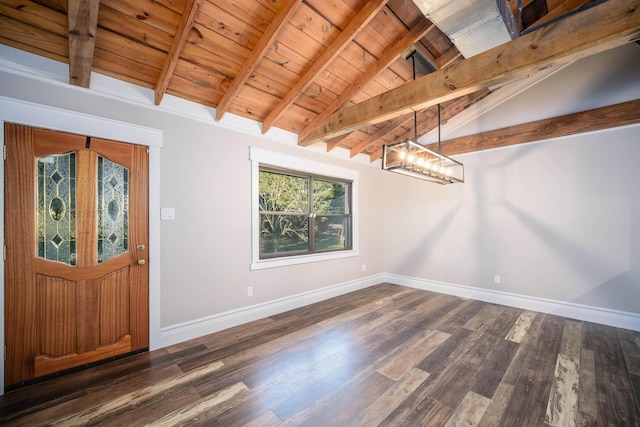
[259,166,352,258]
[250,147,359,270]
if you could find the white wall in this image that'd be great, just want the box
[383,126,640,313]
[156,120,385,327]
[384,43,640,317]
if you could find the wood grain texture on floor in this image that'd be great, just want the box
[1,284,639,426]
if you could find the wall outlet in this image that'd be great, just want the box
[494,275,501,284]
[361,264,367,272]
[247,286,253,297]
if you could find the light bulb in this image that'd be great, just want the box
[416,158,424,167]
[407,153,415,163]
[399,150,406,160]
[445,168,451,176]
[431,164,439,172]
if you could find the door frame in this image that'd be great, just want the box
[0,96,163,395]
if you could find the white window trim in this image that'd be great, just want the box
[250,147,359,270]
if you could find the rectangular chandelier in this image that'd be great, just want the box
[382,139,464,184]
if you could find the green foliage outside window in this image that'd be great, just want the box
[259,167,352,258]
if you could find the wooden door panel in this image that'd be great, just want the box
[34,256,130,281]
[36,276,76,357]
[128,141,150,351]
[98,267,131,345]
[32,129,86,157]
[77,280,99,353]
[5,123,149,387]
[34,336,133,378]
[33,269,134,375]
[76,149,98,267]
[5,124,37,385]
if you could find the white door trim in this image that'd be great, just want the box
[0,95,163,395]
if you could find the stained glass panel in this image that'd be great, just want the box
[98,155,129,263]
[37,153,77,265]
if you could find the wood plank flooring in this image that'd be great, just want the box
[1,283,639,426]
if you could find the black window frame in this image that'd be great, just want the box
[258,165,353,260]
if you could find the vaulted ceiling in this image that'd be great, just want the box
[1,0,639,161]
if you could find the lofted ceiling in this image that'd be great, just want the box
[0,0,639,161]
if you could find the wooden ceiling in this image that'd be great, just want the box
[1,0,639,161]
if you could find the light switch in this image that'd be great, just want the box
[161,207,175,220]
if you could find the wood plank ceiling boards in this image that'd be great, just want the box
[0,0,638,159]
[299,0,640,146]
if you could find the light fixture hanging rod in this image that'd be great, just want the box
[410,52,418,143]
[438,103,444,154]
[381,51,463,184]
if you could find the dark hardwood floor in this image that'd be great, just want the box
[1,283,639,426]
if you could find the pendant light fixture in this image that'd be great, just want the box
[382,52,464,184]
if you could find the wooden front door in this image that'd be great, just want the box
[4,124,149,387]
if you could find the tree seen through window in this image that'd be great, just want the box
[259,167,352,258]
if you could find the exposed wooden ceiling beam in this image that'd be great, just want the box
[325,134,350,152]
[430,45,461,69]
[215,0,303,121]
[322,19,438,157]
[529,0,589,30]
[67,0,99,88]
[350,114,412,157]
[431,99,640,156]
[328,118,408,154]
[155,0,204,106]
[261,0,390,134]
[297,17,435,143]
[300,0,640,146]
[368,110,437,161]
[367,90,492,160]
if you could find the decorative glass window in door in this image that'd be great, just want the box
[97,155,129,263]
[37,152,77,265]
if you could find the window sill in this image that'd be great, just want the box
[250,249,359,270]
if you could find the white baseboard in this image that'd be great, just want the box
[385,273,640,332]
[158,272,640,349]
[157,273,385,348]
